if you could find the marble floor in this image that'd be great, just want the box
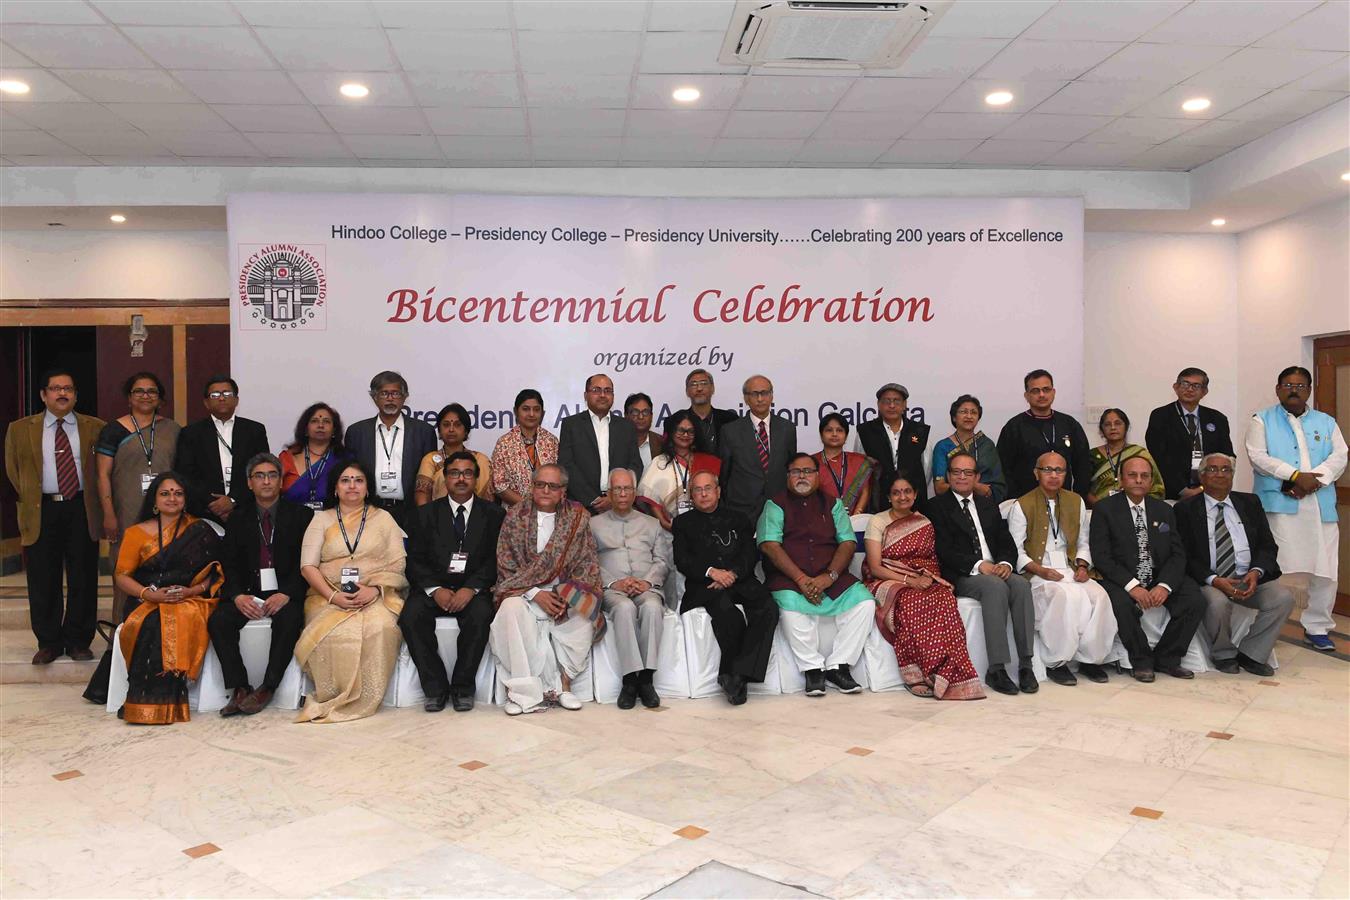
[2,638,1347,899]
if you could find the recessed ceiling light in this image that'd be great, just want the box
[0,79,30,95]
[339,82,370,99]
[984,90,1014,106]
[1181,97,1211,112]
[672,86,700,103]
[1342,171,1350,181]
[109,214,126,223]
[1210,218,1226,226]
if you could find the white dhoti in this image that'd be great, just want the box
[778,600,873,672]
[490,595,594,711]
[1267,499,1340,635]
[1030,570,1118,667]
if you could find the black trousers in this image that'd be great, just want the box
[1102,578,1205,669]
[397,589,495,696]
[207,596,305,691]
[26,495,98,652]
[683,580,780,683]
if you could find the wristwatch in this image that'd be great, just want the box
[827,570,838,582]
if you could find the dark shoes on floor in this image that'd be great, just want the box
[220,685,252,717]
[1131,667,1156,683]
[825,664,862,694]
[1158,664,1195,680]
[67,647,94,661]
[1214,657,1241,675]
[637,681,661,709]
[719,673,748,705]
[451,690,474,712]
[617,681,638,709]
[239,688,273,715]
[1235,653,1275,677]
[1078,663,1109,683]
[986,669,1019,695]
[1047,665,1077,686]
[1018,667,1039,693]
[804,669,827,697]
[424,692,449,712]
[31,647,60,665]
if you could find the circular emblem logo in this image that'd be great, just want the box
[238,243,327,331]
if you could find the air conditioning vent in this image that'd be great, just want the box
[720,0,951,70]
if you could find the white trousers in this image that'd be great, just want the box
[1289,573,1339,635]
[490,595,593,710]
[1030,570,1118,667]
[779,601,873,672]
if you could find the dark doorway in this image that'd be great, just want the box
[26,326,99,417]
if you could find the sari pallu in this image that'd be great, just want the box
[814,451,873,515]
[116,517,222,724]
[636,452,721,519]
[281,448,347,508]
[294,506,407,723]
[1089,444,1165,500]
[863,512,984,701]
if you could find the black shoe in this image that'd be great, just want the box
[986,669,1019,695]
[450,689,474,712]
[1132,667,1156,683]
[1046,665,1077,687]
[424,691,449,712]
[804,669,827,697]
[637,682,661,709]
[824,664,862,694]
[617,681,638,710]
[1079,663,1108,683]
[220,685,252,717]
[1018,666,1039,694]
[1235,653,1274,677]
[1213,657,1241,675]
[1158,664,1195,680]
[720,673,748,705]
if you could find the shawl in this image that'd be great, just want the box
[495,498,601,603]
[490,426,560,499]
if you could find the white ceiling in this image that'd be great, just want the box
[0,0,1347,170]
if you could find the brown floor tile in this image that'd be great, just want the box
[459,760,488,771]
[1206,732,1234,740]
[674,826,708,840]
[182,843,221,858]
[846,747,873,756]
[52,770,82,781]
[1130,807,1163,819]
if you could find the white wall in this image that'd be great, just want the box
[0,229,227,299]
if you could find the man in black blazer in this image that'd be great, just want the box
[345,370,437,529]
[1144,367,1234,501]
[401,451,505,712]
[854,383,930,512]
[210,452,314,715]
[670,367,740,454]
[558,373,644,514]
[1089,456,1204,682]
[718,374,797,524]
[929,452,1037,695]
[1174,453,1292,677]
[174,375,270,525]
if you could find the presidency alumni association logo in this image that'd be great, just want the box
[237,243,327,331]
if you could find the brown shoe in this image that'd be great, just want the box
[239,688,274,715]
[67,647,94,662]
[31,647,60,665]
[220,686,251,717]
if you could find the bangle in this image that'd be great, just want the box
[327,589,339,603]
[139,586,150,601]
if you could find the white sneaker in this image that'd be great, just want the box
[557,691,583,710]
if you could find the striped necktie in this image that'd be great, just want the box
[756,420,770,470]
[54,418,80,497]
[1213,502,1236,578]
[1132,504,1153,584]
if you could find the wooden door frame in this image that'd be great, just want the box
[1312,332,1350,616]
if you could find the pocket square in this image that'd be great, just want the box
[1155,522,1170,533]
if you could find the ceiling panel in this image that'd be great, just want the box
[1186,46,1348,88]
[512,1,647,32]
[49,129,168,155]
[4,25,151,68]
[317,105,429,134]
[817,110,924,140]
[530,135,622,160]
[171,69,307,104]
[1141,1,1319,47]
[407,71,521,107]
[1086,115,1200,143]
[2,101,133,130]
[1020,1,1186,42]
[423,106,527,135]
[517,31,642,73]
[640,30,738,74]
[631,73,745,109]
[0,2,103,26]
[1255,3,1350,52]
[388,30,517,73]
[212,104,335,133]
[148,130,264,157]
[934,79,1066,113]
[977,39,1125,81]
[51,68,196,102]
[289,71,416,107]
[794,138,891,164]
[122,26,276,70]
[836,77,963,112]
[244,131,355,158]
[736,75,855,111]
[648,0,735,32]
[892,37,1009,79]
[93,1,240,27]
[1222,87,1348,122]
[106,101,235,131]
[625,108,729,137]
[960,139,1067,165]
[342,133,442,159]
[621,135,716,162]
[256,28,397,72]
[721,109,828,139]
[1031,79,1173,116]
[437,135,532,161]
[1131,83,1271,119]
[523,73,631,108]
[708,137,804,163]
[927,1,1055,39]
[906,111,1020,140]
[878,138,983,164]
[528,107,626,137]
[994,113,1113,141]
[1079,43,1236,84]
[1041,140,1152,166]
[373,1,511,31]
[237,0,378,28]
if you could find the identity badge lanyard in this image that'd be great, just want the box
[215,423,233,491]
[304,446,330,508]
[132,415,157,494]
[824,452,847,496]
[338,504,369,558]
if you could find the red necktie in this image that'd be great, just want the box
[756,420,770,470]
[54,419,80,497]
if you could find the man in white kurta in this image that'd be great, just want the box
[1007,452,1118,685]
[1245,367,1347,651]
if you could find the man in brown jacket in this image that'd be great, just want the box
[4,369,104,664]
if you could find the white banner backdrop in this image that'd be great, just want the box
[229,193,1083,456]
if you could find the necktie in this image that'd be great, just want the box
[53,418,80,497]
[960,497,977,530]
[1213,502,1236,578]
[1132,505,1153,585]
[259,508,274,568]
[1186,413,1201,451]
[756,420,770,470]
[453,503,467,543]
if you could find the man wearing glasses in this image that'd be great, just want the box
[401,451,505,712]
[211,453,314,715]
[346,370,437,529]
[718,374,797,523]
[1145,367,1234,501]
[1245,366,1346,653]
[673,368,739,454]
[1174,454,1292,674]
[173,374,270,525]
[558,373,644,515]
[997,370,1091,501]
[855,382,930,513]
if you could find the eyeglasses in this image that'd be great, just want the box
[627,408,652,417]
[533,481,563,491]
[609,486,635,494]
[744,390,773,399]
[673,427,696,436]
[1203,466,1234,474]
[878,397,904,406]
[1035,466,1067,475]
[587,386,615,395]
[1175,380,1206,391]
[1026,387,1055,396]
[374,390,405,400]
[207,390,237,399]
[1278,382,1310,391]
[948,468,977,477]
[690,485,717,495]
[130,387,160,397]
[787,467,818,477]
[688,379,712,389]
[445,469,477,480]
[249,471,280,481]
[44,385,75,394]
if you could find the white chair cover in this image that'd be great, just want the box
[592,608,691,703]
[682,606,784,699]
[105,624,202,714]
[196,618,305,711]
[385,618,497,708]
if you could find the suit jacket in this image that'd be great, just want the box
[173,415,270,522]
[856,416,931,511]
[1174,490,1281,585]
[669,406,740,452]
[591,508,668,597]
[346,414,438,501]
[557,411,644,507]
[219,497,313,604]
[1144,402,1234,500]
[928,489,1019,584]
[405,496,506,597]
[3,411,105,545]
[1088,492,1187,591]
[717,414,798,523]
[671,505,759,588]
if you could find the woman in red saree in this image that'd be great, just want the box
[863,473,984,700]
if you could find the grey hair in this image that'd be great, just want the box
[608,467,638,486]
[689,470,720,486]
[536,463,569,486]
[245,452,282,478]
[1201,452,1236,469]
[741,374,773,394]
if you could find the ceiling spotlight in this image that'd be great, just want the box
[1210,218,1226,226]
[672,86,700,103]
[1342,171,1350,181]
[1181,97,1211,112]
[339,82,370,99]
[0,79,31,95]
[984,90,1014,106]
[109,214,126,223]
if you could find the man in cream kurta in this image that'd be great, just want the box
[1245,367,1347,651]
[590,468,668,709]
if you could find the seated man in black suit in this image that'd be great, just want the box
[1089,456,1205,682]
[929,452,1037,695]
[1144,367,1234,501]
[210,452,314,716]
[717,374,797,524]
[174,375,270,525]
[401,451,505,712]
[557,373,644,515]
[1174,453,1292,677]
